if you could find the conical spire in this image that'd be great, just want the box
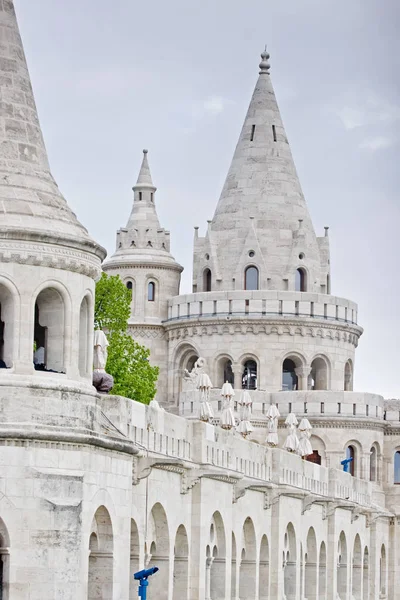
[135,149,155,187]
[0,1,104,256]
[193,50,326,292]
[104,150,182,268]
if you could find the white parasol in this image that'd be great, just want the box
[283,413,299,453]
[265,404,280,447]
[93,329,109,371]
[237,391,253,437]
[220,381,235,429]
[197,373,214,422]
[298,418,313,457]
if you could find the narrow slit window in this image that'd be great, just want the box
[139,191,142,201]
[250,124,256,141]
[272,125,277,142]
[150,193,153,202]
[148,282,155,302]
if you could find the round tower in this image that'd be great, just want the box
[165,51,364,409]
[103,150,183,393]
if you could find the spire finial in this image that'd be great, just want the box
[143,149,148,154]
[259,47,271,74]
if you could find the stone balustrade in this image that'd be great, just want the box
[166,290,359,325]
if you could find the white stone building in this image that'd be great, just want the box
[0,2,399,599]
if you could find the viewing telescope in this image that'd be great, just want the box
[134,567,159,599]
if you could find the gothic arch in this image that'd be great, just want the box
[239,517,257,599]
[337,531,348,600]
[88,506,114,600]
[283,523,297,600]
[305,527,317,600]
[209,512,226,600]
[147,503,170,600]
[173,525,189,600]
[259,534,269,600]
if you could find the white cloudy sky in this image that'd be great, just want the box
[15,0,399,397]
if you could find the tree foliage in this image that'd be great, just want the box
[94,273,159,404]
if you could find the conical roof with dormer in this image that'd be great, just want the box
[0,1,105,261]
[193,50,328,293]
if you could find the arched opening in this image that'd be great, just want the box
[173,525,189,600]
[216,356,234,387]
[259,534,269,600]
[0,520,10,600]
[337,531,347,600]
[88,506,114,600]
[305,528,317,600]
[318,542,327,600]
[203,269,212,292]
[282,359,298,391]
[309,356,329,390]
[283,523,297,600]
[346,445,356,477]
[209,512,226,600]
[295,268,307,292]
[244,266,259,291]
[352,534,362,600]
[380,544,386,597]
[79,296,91,377]
[231,533,237,600]
[239,518,257,600]
[129,519,140,600]
[0,284,14,369]
[34,287,65,373]
[147,503,170,600]
[394,451,400,484]
[344,360,353,391]
[148,281,156,302]
[362,548,369,600]
[370,446,377,482]
[242,360,257,390]
[126,281,133,291]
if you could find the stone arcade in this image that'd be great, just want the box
[0,2,399,599]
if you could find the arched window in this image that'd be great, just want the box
[370,446,377,482]
[346,445,355,476]
[79,296,91,377]
[394,451,400,484]
[242,360,257,390]
[126,281,133,291]
[380,545,386,597]
[282,359,298,391]
[203,269,212,292]
[34,287,65,373]
[310,356,329,390]
[0,284,14,369]
[148,282,155,302]
[295,268,307,292]
[0,519,9,600]
[344,360,353,391]
[245,266,259,291]
[88,507,114,600]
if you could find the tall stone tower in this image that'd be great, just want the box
[165,50,362,408]
[103,150,183,393]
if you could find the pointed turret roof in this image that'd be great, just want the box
[0,1,105,258]
[194,49,323,292]
[104,150,182,271]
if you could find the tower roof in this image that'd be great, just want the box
[0,1,105,258]
[104,150,182,271]
[193,50,326,292]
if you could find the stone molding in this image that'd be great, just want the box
[0,238,102,279]
[165,318,362,347]
[128,324,166,340]
[103,261,183,273]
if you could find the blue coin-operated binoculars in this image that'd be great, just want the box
[134,567,159,600]
[341,457,353,473]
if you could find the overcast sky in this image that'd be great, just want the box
[15,0,400,398]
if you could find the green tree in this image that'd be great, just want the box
[94,273,159,404]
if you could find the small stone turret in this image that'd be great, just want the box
[103,150,183,394]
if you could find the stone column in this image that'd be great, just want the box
[232,363,243,390]
[295,367,311,391]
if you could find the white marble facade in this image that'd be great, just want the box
[0,2,399,600]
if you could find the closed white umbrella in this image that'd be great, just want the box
[220,381,235,429]
[237,391,253,437]
[265,404,280,447]
[197,373,214,422]
[283,413,299,453]
[298,418,313,457]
